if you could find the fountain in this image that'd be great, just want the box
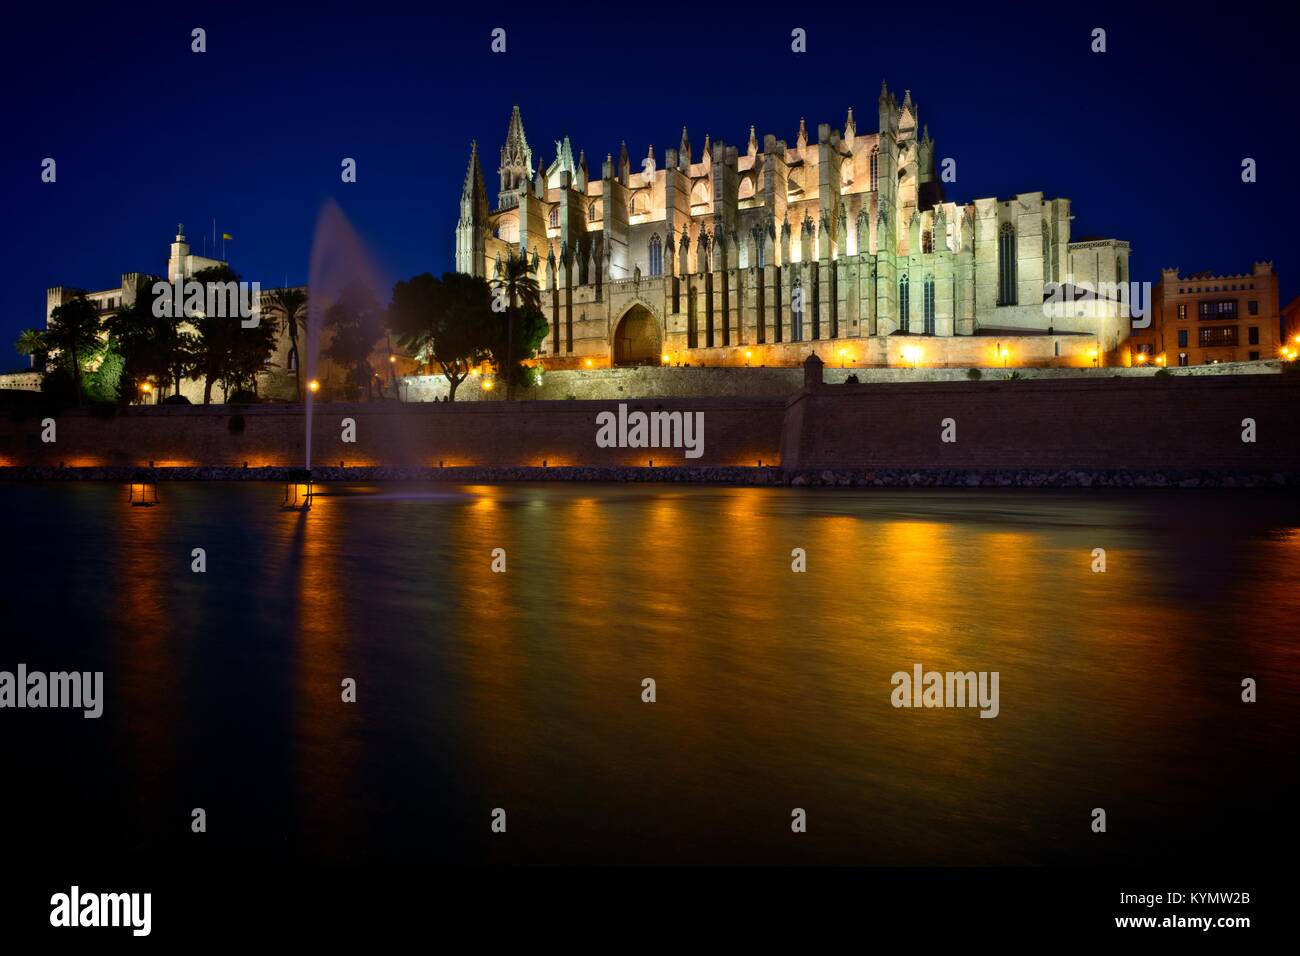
[304,199,391,469]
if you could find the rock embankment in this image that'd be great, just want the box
[1,465,1295,487]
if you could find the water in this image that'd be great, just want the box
[2,483,1297,867]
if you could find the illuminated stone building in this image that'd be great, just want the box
[1128,263,1282,367]
[455,85,1133,369]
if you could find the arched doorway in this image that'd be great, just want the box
[613,304,661,366]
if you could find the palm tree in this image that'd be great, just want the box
[266,287,308,400]
[15,329,47,369]
[492,250,541,401]
[45,293,103,404]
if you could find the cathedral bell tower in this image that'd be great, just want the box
[497,104,533,211]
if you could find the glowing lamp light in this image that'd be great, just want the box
[1136,352,1148,364]
[661,353,670,364]
[389,355,397,363]
[482,379,495,391]
[585,359,594,368]
[902,345,922,366]
[141,382,152,393]
[308,379,320,393]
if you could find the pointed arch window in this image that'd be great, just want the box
[899,273,910,333]
[548,207,559,229]
[870,147,879,192]
[997,223,1017,306]
[923,275,935,335]
[649,234,663,277]
[922,229,934,254]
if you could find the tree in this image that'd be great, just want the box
[105,284,177,403]
[266,287,308,400]
[490,251,544,399]
[223,311,279,400]
[322,281,384,400]
[389,272,492,402]
[45,292,103,404]
[190,265,242,404]
[15,329,47,370]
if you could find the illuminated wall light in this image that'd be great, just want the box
[308,379,320,393]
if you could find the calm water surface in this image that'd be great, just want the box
[3,482,1297,866]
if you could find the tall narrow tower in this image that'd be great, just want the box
[497,104,533,210]
[455,141,489,276]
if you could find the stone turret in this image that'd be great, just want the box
[455,141,490,276]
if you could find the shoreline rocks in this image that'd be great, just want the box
[1,465,1295,488]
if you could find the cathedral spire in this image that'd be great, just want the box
[845,107,856,136]
[796,117,808,151]
[462,140,485,197]
[680,127,691,167]
[502,104,532,172]
[748,125,758,155]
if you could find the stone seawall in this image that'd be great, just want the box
[2,373,1297,478]
[781,373,1300,473]
[0,398,785,470]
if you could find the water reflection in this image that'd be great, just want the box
[3,483,1296,865]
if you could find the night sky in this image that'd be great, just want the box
[2,1,1295,365]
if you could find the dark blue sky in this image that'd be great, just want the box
[3,1,1295,365]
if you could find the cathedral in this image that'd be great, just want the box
[455,84,1133,369]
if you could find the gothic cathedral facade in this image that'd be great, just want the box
[455,85,1133,369]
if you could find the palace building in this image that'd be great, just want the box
[455,84,1133,370]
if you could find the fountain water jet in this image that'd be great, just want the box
[304,199,391,469]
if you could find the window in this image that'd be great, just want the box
[923,275,935,335]
[997,223,1017,306]
[870,147,878,192]
[548,207,559,229]
[1177,329,1188,348]
[1042,224,1050,273]
[648,234,663,277]
[791,279,804,340]
[588,201,601,222]
[1199,326,1238,347]
[1177,304,1187,321]
[922,230,934,254]
[899,274,910,332]
[1248,326,1259,345]
[1249,351,1260,361]
[1248,300,1259,315]
[1135,343,1155,357]
[1198,300,1237,320]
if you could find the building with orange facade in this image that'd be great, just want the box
[1128,263,1281,368]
